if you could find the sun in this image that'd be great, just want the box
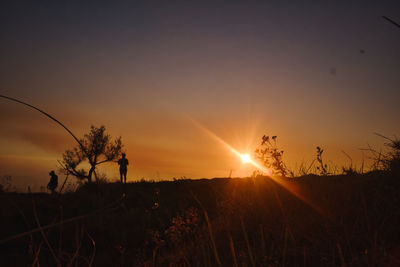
[241,154,251,164]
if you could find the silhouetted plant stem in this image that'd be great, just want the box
[282,226,288,267]
[337,242,346,267]
[240,216,255,267]
[191,192,222,267]
[383,16,400,29]
[86,230,96,267]
[316,146,329,175]
[32,200,62,266]
[229,235,239,267]
[0,94,88,157]
[0,195,124,244]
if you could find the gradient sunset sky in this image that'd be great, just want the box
[1,1,399,190]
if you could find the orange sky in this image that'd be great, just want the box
[1,1,399,191]
[1,97,397,191]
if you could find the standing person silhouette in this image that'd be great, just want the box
[118,153,129,183]
[47,170,58,194]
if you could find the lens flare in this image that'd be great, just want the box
[187,116,329,218]
[187,117,271,174]
[241,154,251,164]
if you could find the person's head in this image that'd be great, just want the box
[49,170,55,176]
[122,153,126,158]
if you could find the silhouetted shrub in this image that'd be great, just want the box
[255,135,293,177]
[0,175,12,193]
[365,133,400,174]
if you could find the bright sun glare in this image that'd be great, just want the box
[241,154,251,164]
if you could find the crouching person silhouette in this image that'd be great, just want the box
[118,153,129,183]
[47,170,58,194]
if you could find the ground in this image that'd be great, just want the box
[1,172,400,266]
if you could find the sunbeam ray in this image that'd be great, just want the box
[188,117,330,218]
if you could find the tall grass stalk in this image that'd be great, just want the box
[282,225,288,267]
[260,224,266,261]
[191,192,222,266]
[152,247,158,267]
[86,230,96,267]
[229,235,239,267]
[204,211,221,266]
[337,242,346,267]
[32,200,62,266]
[0,195,124,244]
[58,203,63,260]
[240,216,255,267]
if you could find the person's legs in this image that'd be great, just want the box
[120,169,123,183]
[49,185,56,194]
[123,170,127,183]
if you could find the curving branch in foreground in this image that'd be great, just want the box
[0,94,87,155]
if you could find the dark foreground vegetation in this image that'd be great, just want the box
[1,171,400,266]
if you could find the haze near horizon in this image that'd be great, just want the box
[1,1,399,190]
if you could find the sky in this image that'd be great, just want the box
[1,1,399,191]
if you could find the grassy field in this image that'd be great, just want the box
[1,171,400,266]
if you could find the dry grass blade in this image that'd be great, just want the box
[341,150,353,165]
[0,195,124,244]
[14,200,58,267]
[282,226,288,267]
[229,235,238,267]
[31,242,43,267]
[191,192,222,267]
[32,200,62,266]
[58,170,69,195]
[66,223,84,267]
[240,216,255,267]
[260,224,266,261]
[373,132,394,142]
[203,209,221,267]
[11,201,37,260]
[86,230,96,267]
[58,203,63,260]
[337,242,346,267]
[305,159,315,175]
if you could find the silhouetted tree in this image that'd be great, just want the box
[61,125,123,183]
